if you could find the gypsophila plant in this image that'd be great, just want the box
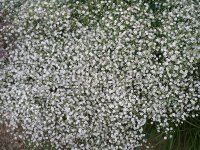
[0,0,28,21]
[0,0,199,149]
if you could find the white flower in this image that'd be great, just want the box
[0,0,199,149]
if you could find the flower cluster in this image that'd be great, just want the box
[0,0,199,149]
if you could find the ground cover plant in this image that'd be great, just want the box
[0,0,199,149]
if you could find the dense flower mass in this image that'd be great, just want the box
[0,0,199,149]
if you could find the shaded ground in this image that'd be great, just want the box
[0,123,25,150]
[0,16,25,150]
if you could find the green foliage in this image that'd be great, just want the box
[24,140,56,150]
[142,116,200,150]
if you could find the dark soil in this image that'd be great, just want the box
[0,123,25,150]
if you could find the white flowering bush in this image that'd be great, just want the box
[0,0,199,149]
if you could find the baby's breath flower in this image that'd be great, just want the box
[0,0,199,149]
